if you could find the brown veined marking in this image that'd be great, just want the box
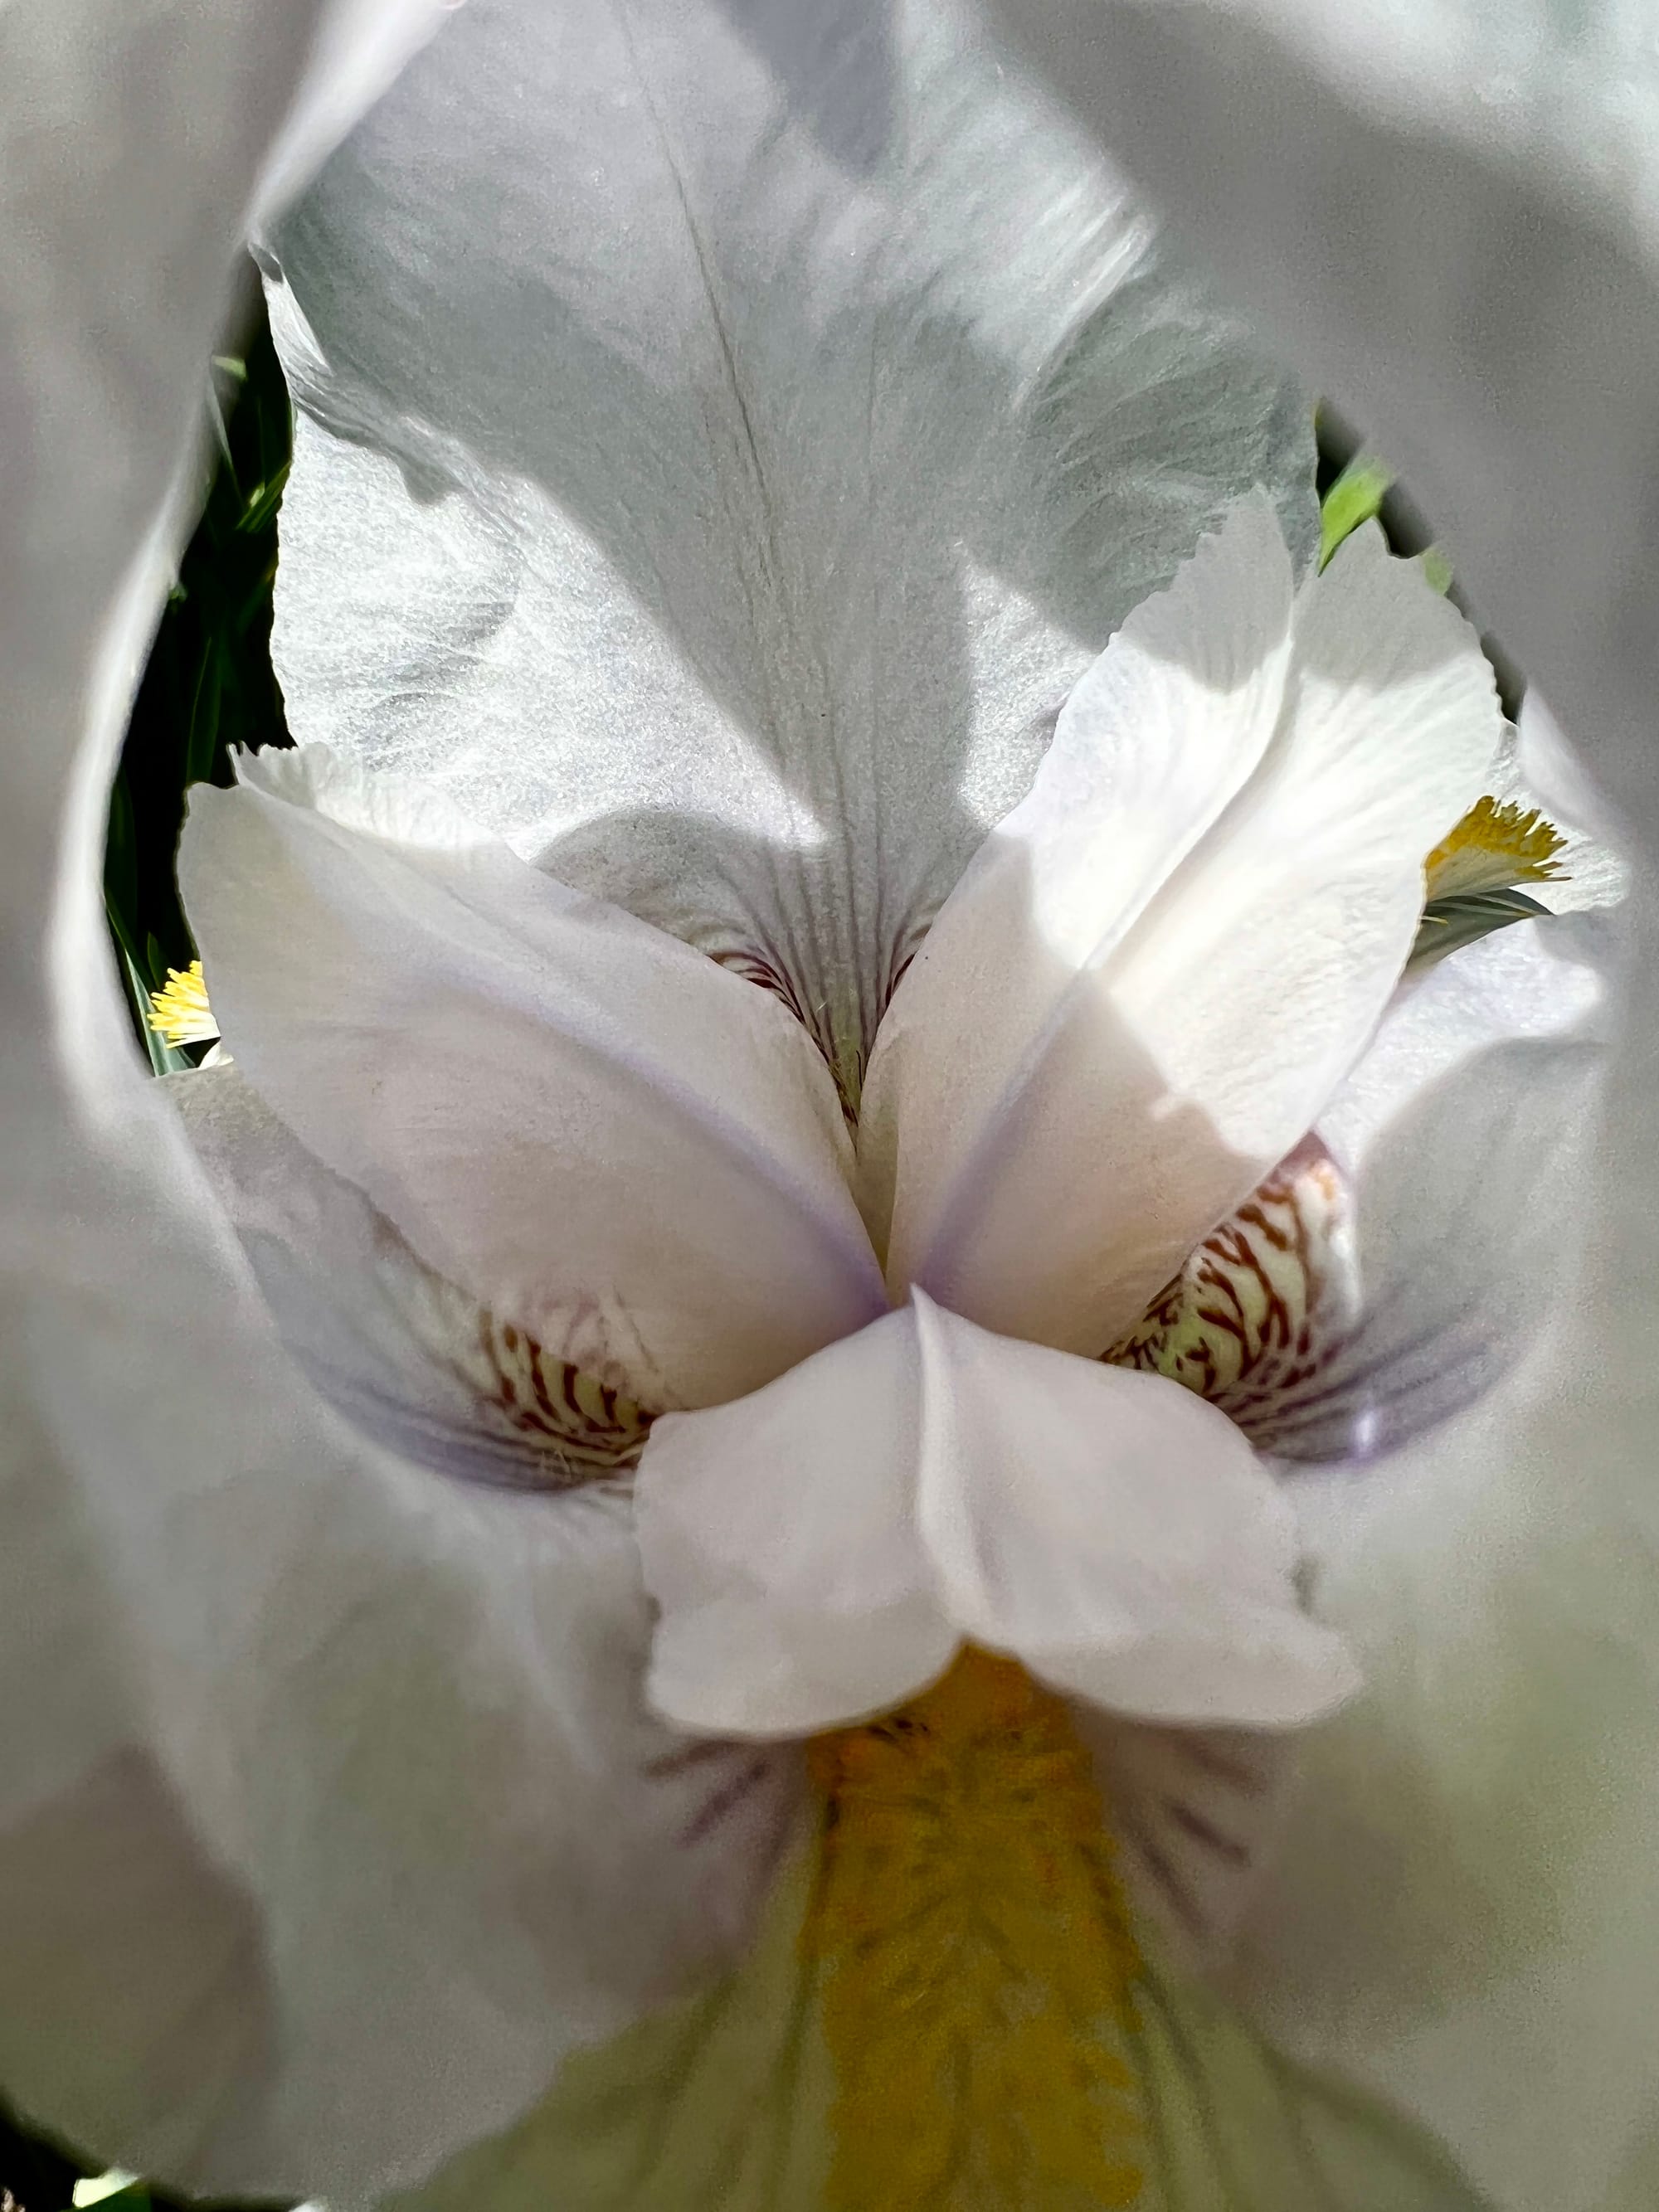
[1107,1137,1350,1432]
[159,962,654,1479]
[805,1649,1148,2212]
[471,1310,653,1473]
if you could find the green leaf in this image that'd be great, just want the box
[237,459,290,538]
[1410,885,1551,971]
[1318,451,1394,570]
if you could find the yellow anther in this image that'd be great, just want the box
[146,960,220,1048]
[1424,794,1566,902]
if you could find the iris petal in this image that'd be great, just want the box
[265,0,1316,1101]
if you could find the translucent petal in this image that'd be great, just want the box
[1268,912,1613,1463]
[168,1062,658,1487]
[382,1828,1489,2212]
[1115,916,1613,1469]
[0,8,796,2192]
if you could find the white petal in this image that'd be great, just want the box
[5,1226,800,2199]
[180,745,885,1409]
[263,0,1316,1096]
[1264,911,1613,1464]
[2,2,796,2200]
[909,1294,1358,1725]
[168,1062,657,1486]
[978,6,1659,2203]
[636,1292,1355,1738]
[1117,914,1614,1470]
[859,492,1295,1260]
[636,1311,956,1739]
[1076,1712,1297,1970]
[866,505,1499,1353]
[254,0,457,217]
[1504,696,1630,915]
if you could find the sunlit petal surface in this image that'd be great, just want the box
[864,507,1499,1353]
[265,0,1316,1107]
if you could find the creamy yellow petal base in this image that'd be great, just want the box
[392,1652,1490,2211]
[806,1650,1147,2209]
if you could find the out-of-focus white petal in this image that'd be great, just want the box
[168,1062,658,1485]
[377,1811,1491,2212]
[979,5,1659,2203]
[4,1163,801,2199]
[866,505,1497,1354]
[255,0,458,216]
[181,746,884,1409]
[263,0,1316,1100]
[636,1292,1355,1739]
[1076,1712,1296,1970]
[1264,912,1613,1466]
[1508,695,1630,915]
[0,5,795,2195]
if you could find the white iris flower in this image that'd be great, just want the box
[0,2,1627,2210]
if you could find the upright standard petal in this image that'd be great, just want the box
[864,508,1499,1354]
[263,0,1316,1104]
[635,1292,1354,1739]
[181,746,885,1409]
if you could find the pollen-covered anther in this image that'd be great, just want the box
[1423,793,1567,902]
[146,959,221,1048]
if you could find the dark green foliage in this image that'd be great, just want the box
[0,2096,85,2212]
[1412,884,1552,970]
[104,274,292,1057]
